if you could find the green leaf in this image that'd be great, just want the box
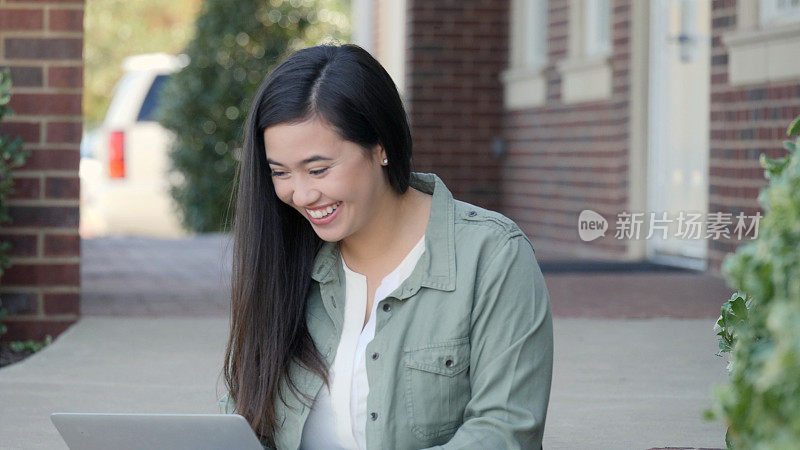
[760,153,789,180]
[730,296,748,321]
[788,115,800,137]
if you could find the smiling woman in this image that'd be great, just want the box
[263,117,427,248]
[222,44,553,450]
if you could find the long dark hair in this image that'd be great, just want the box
[223,44,413,447]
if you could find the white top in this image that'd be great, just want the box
[300,234,426,450]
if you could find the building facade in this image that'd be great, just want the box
[353,0,800,276]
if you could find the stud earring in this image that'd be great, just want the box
[382,158,388,164]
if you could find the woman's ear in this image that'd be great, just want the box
[380,146,388,165]
[372,144,388,165]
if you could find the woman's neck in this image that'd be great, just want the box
[339,187,430,270]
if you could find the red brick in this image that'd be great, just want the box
[0,234,38,257]
[44,176,79,199]
[8,94,82,116]
[0,292,40,315]
[44,233,80,256]
[0,9,44,30]
[8,66,44,87]
[43,293,80,315]
[7,176,40,200]
[0,121,40,144]
[6,206,79,228]
[2,320,76,342]
[4,38,83,60]
[48,8,83,32]
[20,149,80,171]
[2,263,79,286]
[48,66,82,88]
[46,121,82,143]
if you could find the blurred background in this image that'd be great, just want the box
[2,0,800,448]
[71,0,796,276]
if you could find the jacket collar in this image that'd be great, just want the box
[310,172,456,298]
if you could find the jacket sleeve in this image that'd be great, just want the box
[424,234,554,449]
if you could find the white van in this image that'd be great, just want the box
[87,53,189,237]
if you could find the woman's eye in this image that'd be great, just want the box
[270,168,327,177]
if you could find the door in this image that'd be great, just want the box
[647,0,711,270]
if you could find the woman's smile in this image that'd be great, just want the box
[306,201,342,225]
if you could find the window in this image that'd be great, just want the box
[556,0,613,104]
[501,0,548,110]
[585,0,612,58]
[516,0,548,70]
[721,0,800,85]
[760,0,800,26]
[137,74,169,122]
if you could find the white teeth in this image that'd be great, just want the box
[307,202,340,219]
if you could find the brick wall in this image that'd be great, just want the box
[499,0,631,256]
[404,0,508,211]
[0,0,83,341]
[707,1,800,274]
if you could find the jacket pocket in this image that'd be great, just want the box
[403,336,471,441]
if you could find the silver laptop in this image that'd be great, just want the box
[50,413,264,450]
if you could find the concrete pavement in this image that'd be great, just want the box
[0,234,732,449]
[0,317,229,449]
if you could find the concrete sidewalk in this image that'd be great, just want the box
[0,234,731,449]
[0,317,229,449]
[0,317,728,449]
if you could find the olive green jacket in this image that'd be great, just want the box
[220,172,553,449]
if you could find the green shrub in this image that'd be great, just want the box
[709,114,800,449]
[157,0,349,232]
[0,67,31,339]
[9,335,53,353]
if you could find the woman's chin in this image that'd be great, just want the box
[310,224,344,242]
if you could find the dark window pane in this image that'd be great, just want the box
[137,74,169,122]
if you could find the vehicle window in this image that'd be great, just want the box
[137,74,169,122]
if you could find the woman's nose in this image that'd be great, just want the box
[291,178,319,208]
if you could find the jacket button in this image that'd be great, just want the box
[382,303,391,312]
[370,412,378,421]
[371,352,379,360]
[468,210,477,217]
[445,359,453,367]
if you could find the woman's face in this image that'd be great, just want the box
[264,118,389,243]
